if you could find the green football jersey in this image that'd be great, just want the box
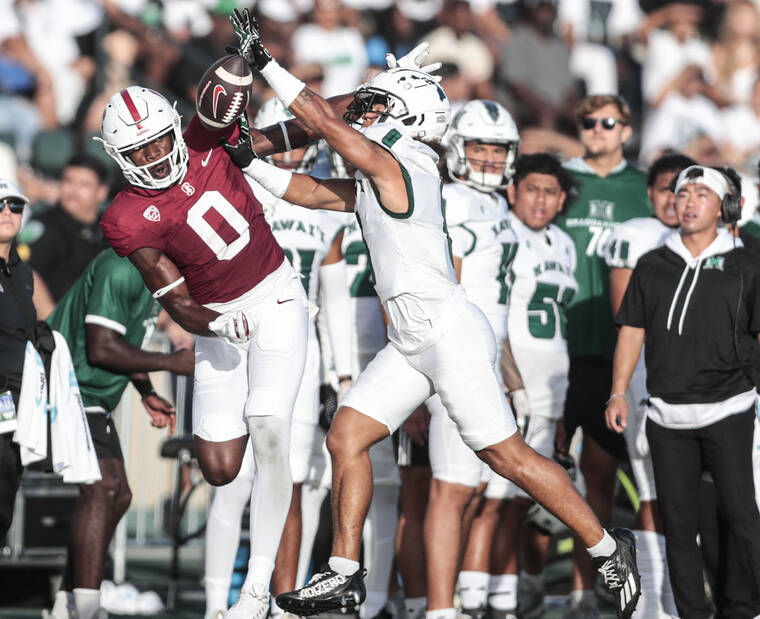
[556,159,651,359]
[47,248,159,412]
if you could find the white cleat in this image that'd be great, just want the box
[224,592,271,619]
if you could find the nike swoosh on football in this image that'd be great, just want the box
[201,149,213,167]
[277,298,294,304]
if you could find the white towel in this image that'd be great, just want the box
[49,331,101,484]
[13,341,48,465]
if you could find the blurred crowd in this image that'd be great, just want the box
[3,0,760,211]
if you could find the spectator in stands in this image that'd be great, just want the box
[426,0,495,100]
[0,180,33,543]
[496,0,579,129]
[640,3,710,108]
[292,0,368,97]
[639,64,723,166]
[21,153,108,301]
[709,0,760,107]
[721,75,760,171]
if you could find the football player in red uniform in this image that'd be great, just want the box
[97,86,310,619]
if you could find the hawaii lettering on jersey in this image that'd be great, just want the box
[532,260,574,278]
[270,219,329,244]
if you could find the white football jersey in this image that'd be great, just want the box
[341,215,385,369]
[251,181,346,305]
[507,213,578,416]
[605,216,674,407]
[354,122,462,353]
[444,182,517,343]
[605,216,671,270]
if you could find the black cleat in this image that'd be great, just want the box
[591,528,641,619]
[276,565,366,616]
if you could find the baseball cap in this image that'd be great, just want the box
[0,179,29,205]
[673,165,728,200]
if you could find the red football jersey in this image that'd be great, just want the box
[101,116,284,304]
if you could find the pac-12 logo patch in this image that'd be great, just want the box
[143,205,160,222]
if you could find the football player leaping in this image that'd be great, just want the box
[223,10,642,619]
[97,87,312,619]
[421,100,525,619]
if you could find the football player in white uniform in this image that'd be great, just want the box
[603,153,695,618]
[422,99,523,617]
[463,154,578,619]
[223,13,641,619]
[203,98,353,619]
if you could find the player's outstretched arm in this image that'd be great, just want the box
[230,9,409,213]
[222,115,356,211]
[127,247,221,336]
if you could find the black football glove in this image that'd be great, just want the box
[229,8,272,71]
[318,384,339,431]
[220,113,257,169]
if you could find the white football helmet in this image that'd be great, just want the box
[97,86,188,190]
[254,97,320,173]
[345,68,451,143]
[446,100,520,193]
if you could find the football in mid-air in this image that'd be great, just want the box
[196,55,252,130]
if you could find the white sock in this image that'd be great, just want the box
[458,570,489,609]
[50,590,75,619]
[329,556,360,576]
[487,574,517,611]
[405,596,427,619]
[586,529,616,558]
[425,608,456,619]
[361,484,399,618]
[241,556,274,597]
[246,416,293,590]
[204,452,254,616]
[73,588,100,619]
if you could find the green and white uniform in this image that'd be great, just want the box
[426,182,517,487]
[557,158,651,360]
[487,213,578,500]
[605,216,671,501]
[47,248,158,413]
[252,182,346,483]
[341,122,517,451]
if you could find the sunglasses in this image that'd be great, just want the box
[580,117,623,130]
[1,199,25,214]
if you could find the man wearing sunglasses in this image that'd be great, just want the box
[555,94,651,617]
[0,181,34,545]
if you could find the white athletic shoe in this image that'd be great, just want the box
[225,591,271,619]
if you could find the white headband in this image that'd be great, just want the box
[674,165,729,200]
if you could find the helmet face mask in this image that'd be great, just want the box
[98,87,188,190]
[446,100,520,193]
[346,68,450,143]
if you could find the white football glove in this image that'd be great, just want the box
[385,42,442,82]
[510,388,531,421]
[208,310,256,344]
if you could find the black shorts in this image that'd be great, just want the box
[563,356,628,461]
[392,428,430,468]
[86,414,124,461]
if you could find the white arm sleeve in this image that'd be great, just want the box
[319,259,353,378]
[260,60,307,108]
[241,158,293,199]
